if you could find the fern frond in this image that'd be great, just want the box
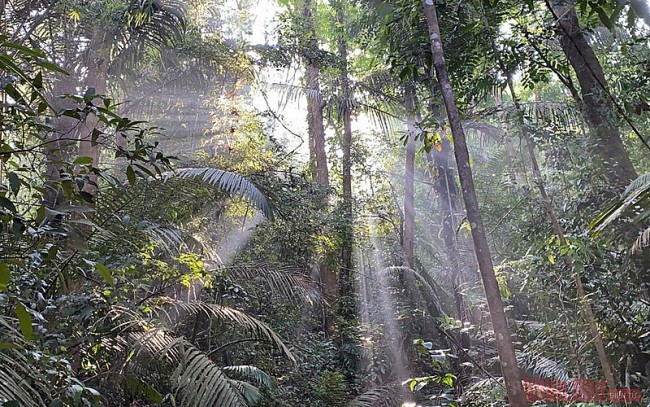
[171,168,275,219]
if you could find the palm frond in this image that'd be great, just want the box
[382,266,445,318]
[632,225,650,254]
[109,313,278,407]
[517,350,571,383]
[347,383,402,407]
[0,318,48,406]
[171,168,275,219]
[169,341,247,407]
[624,172,650,196]
[217,262,318,305]
[228,379,262,405]
[223,365,274,388]
[590,172,650,234]
[149,298,295,363]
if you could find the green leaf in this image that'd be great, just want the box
[83,87,96,103]
[96,263,114,285]
[126,165,136,185]
[0,342,21,350]
[15,303,33,341]
[0,263,9,291]
[0,196,17,213]
[35,204,46,223]
[7,172,20,195]
[34,71,43,89]
[73,156,94,165]
[547,254,555,264]
[79,191,95,203]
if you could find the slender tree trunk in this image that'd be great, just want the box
[77,32,108,197]
[422,2,527,405]
[336,0,354,318]
[403,82,417,277]
[546,0,636,189]
[477,2,618,392]
[426,88,473,387]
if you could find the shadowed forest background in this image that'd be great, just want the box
[1,0,650,405]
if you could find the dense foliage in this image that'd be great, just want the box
[1,0,650,406]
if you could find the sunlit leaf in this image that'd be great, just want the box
[15,303,33,341]
[96,263,114,285]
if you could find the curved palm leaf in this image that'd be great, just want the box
[590,172,650,235]
[123,332,248,407]
[148,298,295,363]
[171,167,275,219]
[217,262,318,305]
[228,379,262,405]
[169,340,247,407]
[223,365,274,388]
[0,317,48,406]
[347,383,402,407]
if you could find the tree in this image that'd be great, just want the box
[478,0,618,392]
[421,1,527,405]
[402,82,418,278]
[545,0,637,190]
[301,0,330,188]
[333,0,355,318]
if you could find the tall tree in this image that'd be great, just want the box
[403,82,417,271]
[297,0,337,335]
[546,0,637,189]
[476,0,618,393]
[421,1,527,405]
[334,0,355,309]
[301,0,330,188]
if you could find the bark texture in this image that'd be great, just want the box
[302,0,329,188]
[300,0,336,335]
[422,2,527,405]
[547,0,636,189]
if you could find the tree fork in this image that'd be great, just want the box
[422,1,527,405]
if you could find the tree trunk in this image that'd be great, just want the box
[422,2,527,405]
[403,82,417,276]
[477,2,619,392]
[546,0,636,189]
[77,32,108,197]
[300,0,336,336]
[336,0,354,319]
[302,0,329,188]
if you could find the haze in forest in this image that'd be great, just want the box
[1,0,650,406]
